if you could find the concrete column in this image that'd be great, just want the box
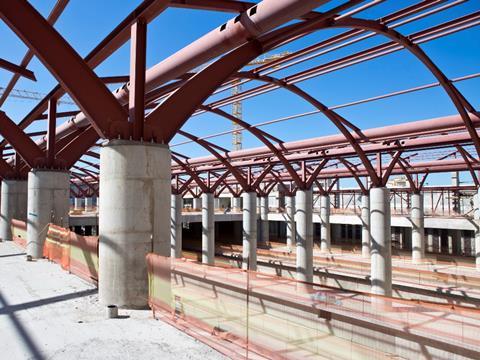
[427,229,434,253]
[411,192,425,264]
[193,197,201,210]
[170,193,182,258]
[26,170,70,258]
[285,195,295,250]
[74,197,83,210]
[450,229,460,255]
[370,187,392,297]
[98,140,170,308]
[0,180,27,242]
[242,192,257,270]
[259,196,269,245]
[84,197,94,212]
[319,194,331,253]
[202,192,215,265]
[232,196,241,212]
[476,188,480,268]
[360,194,370,258]
[460,231,466,256]
[295,188,313,282]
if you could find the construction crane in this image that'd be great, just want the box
[231,51,291,151]
[0,87,74,105]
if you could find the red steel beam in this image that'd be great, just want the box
[0,112,44,168]
[0,0,128,138]
[129,19,147,140]
[46,98,57,167]
[0,57,36,81]
[0,0,69,107]
[1,0,170,147]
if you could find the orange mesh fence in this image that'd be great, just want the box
[44,224,70,269]
[42,224,99,285]
[68,232,98,284]
[147,253,480,360]
[11,219,27,248]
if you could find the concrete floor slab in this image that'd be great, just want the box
[0,242,225,360]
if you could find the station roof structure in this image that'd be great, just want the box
[0,0,478,198]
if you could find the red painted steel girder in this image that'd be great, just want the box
[0,112,44,168]
[0,0,69,107]
[0,0,171,147]
[0,57,35,81]
[0,0,128,138]
[173,113,480,170]
[28,0,334,153]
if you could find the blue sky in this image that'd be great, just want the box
[0,0,478,187]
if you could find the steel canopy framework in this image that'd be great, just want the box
[0,0,477,199]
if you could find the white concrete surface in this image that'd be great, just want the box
[295,188,313,282]
[27,170,70,259]
[319,194,330,253]
[242,192,257,270]
[284,195,295,250]
[201,193,214,265]
[411,192,425,264]
[259,196,269,244]
[0,180,27,242]
[231,197,241,212]
[0,242,224,360]
[370,187,392,296]
[170,194,182,258]
[99,140,171,308]
[361,194,370,258]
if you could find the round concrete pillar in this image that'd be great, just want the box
[295,188,313,282]
[202,192,215,265]
[98,140,171,308]
[242,192,257,270]
[426,228,433,253]
[259,196,269,245]
[232,196,241,212]
[370,187,392,296]
[171,193,182,258]
[84,197,94,212]
[74,197,83,211]
[26,170,70,258]
[193,197,201,211]
[475,189,480,270]
[214,196,220,210]
[411,192,425,264]
[319,194,330,253]
[0,180,27,241]
[285,195,295,250]
[361,194,370,258]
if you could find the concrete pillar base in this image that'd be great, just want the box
[285,195,295,251]
[296,189,313,283]
[0,179,27,242]
[361,195,370,258]
[319,194,331,253]
[370,187,392,297]
[242,192,257,270]
[259,196,269,245]
[202,193,214,265]
[171,193,182,258]
[193,197,201,211]
[26,170,70,258]
[99,140,170,309]
[411,192,425,264]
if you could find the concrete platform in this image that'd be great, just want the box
[0,241,224,360]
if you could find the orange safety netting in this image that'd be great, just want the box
[11,219,27,248]
[146,253,480,360]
